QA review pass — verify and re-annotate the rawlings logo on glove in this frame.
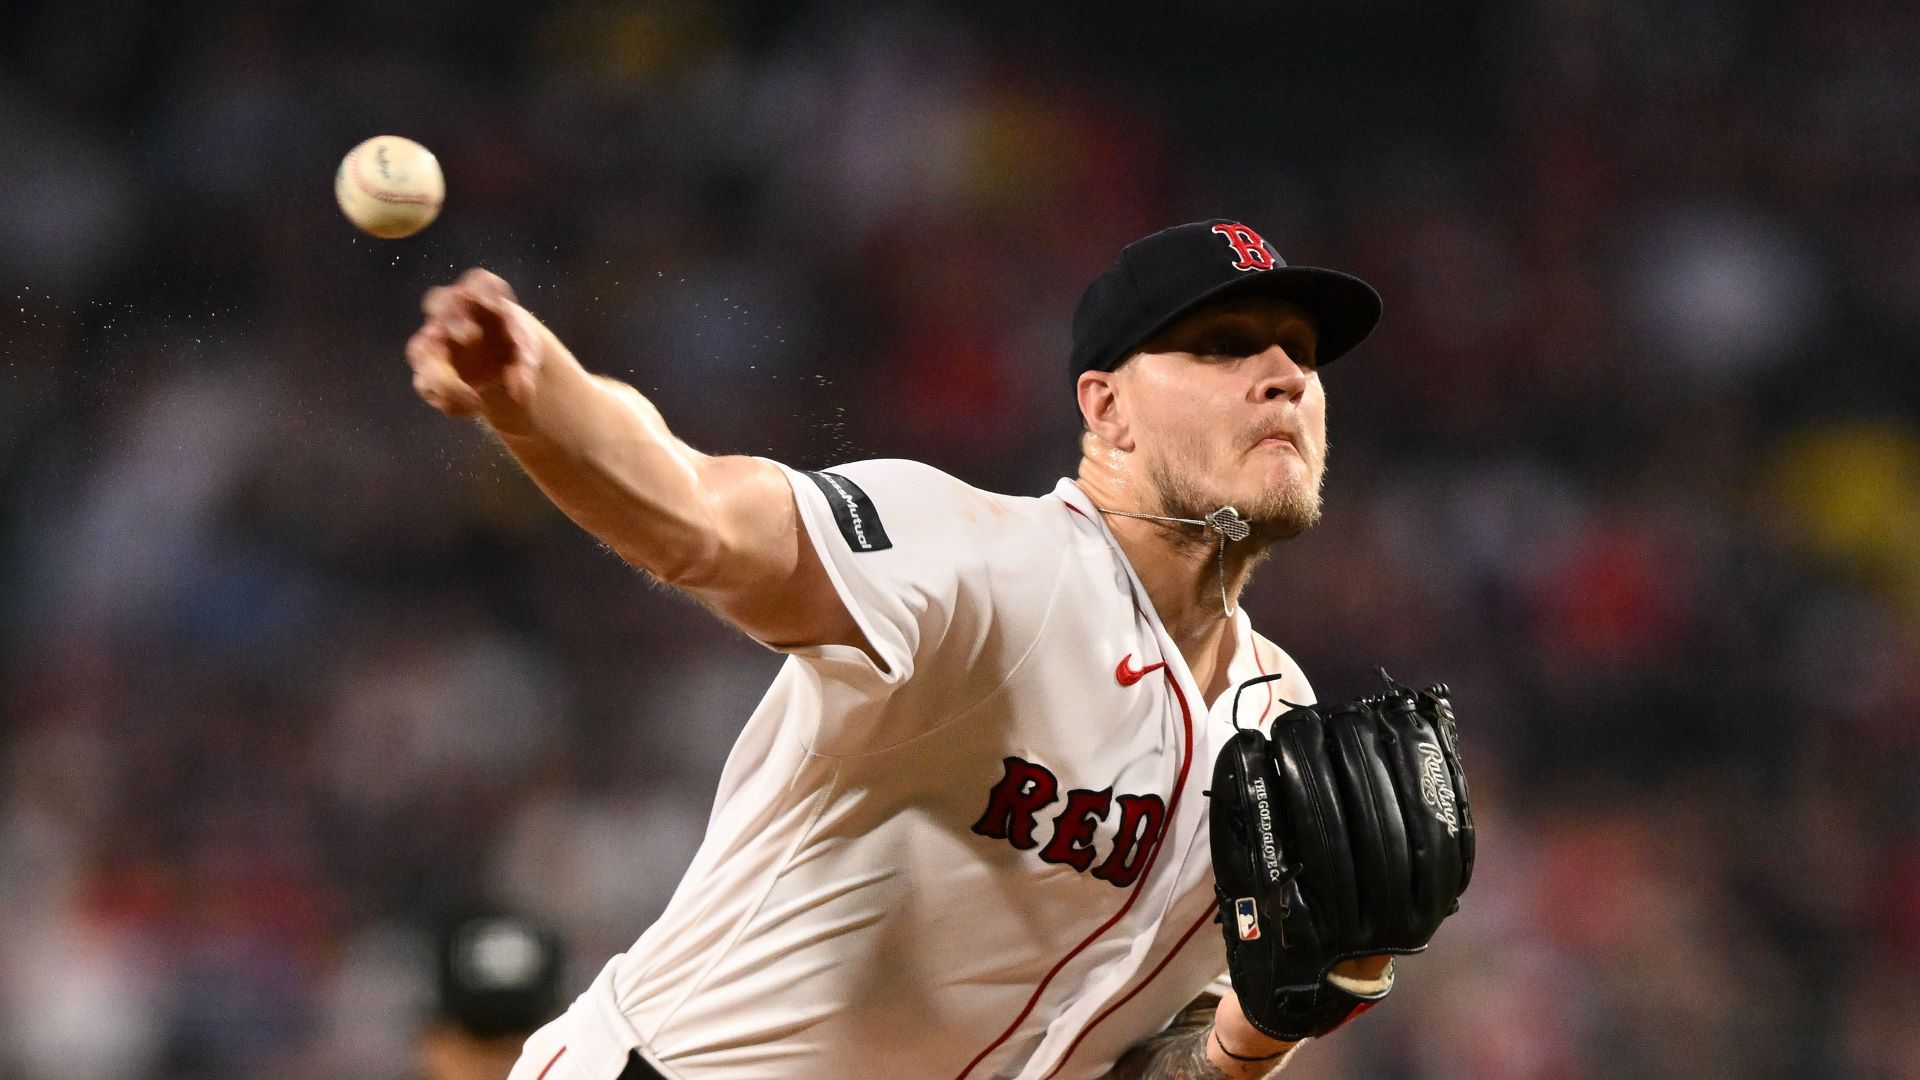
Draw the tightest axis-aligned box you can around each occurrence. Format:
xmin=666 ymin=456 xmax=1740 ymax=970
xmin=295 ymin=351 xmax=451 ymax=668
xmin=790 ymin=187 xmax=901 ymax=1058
xmin=1416 ymin=742 xmax=1460 ymax=836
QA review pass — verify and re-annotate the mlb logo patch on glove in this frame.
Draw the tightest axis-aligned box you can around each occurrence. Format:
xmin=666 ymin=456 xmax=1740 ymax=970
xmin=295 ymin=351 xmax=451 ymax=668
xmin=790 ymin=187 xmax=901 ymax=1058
xmin=1234 ymin=898 xmax=1261 ymax=941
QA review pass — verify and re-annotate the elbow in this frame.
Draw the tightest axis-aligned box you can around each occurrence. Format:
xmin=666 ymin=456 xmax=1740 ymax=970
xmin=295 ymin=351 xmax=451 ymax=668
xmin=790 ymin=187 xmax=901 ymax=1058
xmin=622 ymin=453 xmax=782 ymax=593
xmin=644 ymin=532 xmax=727 ymax=589
xmin=631 ymin=490 xmax=732 ymax=589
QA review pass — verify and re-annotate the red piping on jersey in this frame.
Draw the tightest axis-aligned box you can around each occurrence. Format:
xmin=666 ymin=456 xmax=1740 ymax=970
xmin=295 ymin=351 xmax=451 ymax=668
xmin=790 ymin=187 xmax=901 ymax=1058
xmin=951 ymin=506 xmax=1195 ymax=1080
xmin=1038 ymin=901 xmax=1220 ymax=1079
xmin=534 ymin=1047 xmax=567 ymax=1080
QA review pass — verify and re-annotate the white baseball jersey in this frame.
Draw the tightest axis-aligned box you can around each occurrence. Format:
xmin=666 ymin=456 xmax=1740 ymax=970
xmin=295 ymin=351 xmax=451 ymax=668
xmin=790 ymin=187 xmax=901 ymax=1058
xmin=510 ymin=459 xmax=1313 ymax=1080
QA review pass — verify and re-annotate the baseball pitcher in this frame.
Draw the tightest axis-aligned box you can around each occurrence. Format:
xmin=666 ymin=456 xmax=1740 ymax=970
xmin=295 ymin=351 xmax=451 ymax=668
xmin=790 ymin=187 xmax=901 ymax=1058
xmin=405 ymin=220 xmax=1473 ymax=1080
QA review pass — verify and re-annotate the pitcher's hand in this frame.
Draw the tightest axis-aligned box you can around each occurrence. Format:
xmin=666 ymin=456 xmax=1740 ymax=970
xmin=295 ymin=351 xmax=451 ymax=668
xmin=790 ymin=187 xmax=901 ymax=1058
xmin=406 ymin=268 xmax=554 ymax=428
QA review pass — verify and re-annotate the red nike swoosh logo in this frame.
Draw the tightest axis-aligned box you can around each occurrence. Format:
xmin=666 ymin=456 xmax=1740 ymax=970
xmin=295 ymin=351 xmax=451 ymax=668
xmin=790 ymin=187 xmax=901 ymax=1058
xmin=1115 ymin=654 xmax=1167 ymax=686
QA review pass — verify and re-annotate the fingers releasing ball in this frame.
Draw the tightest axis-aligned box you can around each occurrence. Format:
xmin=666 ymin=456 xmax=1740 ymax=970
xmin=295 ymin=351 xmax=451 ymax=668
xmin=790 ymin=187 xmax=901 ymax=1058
xmin=335 ymin=136 xmax=444 ymax=239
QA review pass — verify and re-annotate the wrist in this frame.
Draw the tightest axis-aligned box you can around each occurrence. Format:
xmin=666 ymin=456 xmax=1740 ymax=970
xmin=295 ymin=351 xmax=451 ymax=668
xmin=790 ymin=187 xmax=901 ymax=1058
xmin=478 ymin=384 xmax=535 ymax=437
xmin=1210 ymin=1024 xmax=1292 ymax=1063
xmin=1213 ymin=992 xmax=1296 ymax=1060
xmin=1208 ymin=1001 xmax=1297 ymax=1076
xmin=484 ymin=349 xmax=598 ymax=442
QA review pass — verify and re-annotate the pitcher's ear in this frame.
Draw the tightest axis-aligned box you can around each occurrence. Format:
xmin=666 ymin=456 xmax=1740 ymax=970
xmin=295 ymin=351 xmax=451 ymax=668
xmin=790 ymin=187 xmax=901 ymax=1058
xmin=1077 ymin=369 xmax=1134 ymax=453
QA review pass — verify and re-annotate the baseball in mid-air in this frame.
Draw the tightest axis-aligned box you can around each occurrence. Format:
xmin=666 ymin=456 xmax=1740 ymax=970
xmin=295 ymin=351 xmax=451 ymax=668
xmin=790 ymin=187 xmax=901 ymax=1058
xmin=335 ymin=135 xmax=444 ymax=239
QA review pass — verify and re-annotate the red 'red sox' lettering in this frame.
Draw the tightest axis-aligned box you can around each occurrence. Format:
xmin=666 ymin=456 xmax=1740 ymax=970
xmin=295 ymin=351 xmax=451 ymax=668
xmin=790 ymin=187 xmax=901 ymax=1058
xmin=972 ymin=757 xmax=1168 ymax=888
xmin=1091 ymin=792 xmax=1166 ymax=887
xmin=1040 ymin=787 xmax=1113 ymax=871
xmin=970 ymin=757 xmax=1060 ymax=849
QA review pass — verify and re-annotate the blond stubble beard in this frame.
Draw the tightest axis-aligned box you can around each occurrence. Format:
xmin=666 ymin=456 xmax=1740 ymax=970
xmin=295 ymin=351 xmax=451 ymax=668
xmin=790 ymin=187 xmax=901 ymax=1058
xmin=1145 ymin=434 xmax=1327 ymax=543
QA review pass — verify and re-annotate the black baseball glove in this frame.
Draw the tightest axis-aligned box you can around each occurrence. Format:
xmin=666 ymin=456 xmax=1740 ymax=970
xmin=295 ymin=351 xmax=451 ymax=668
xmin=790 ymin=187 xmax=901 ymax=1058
xmin=1209 ymin=672 xmax=1474 ymax=1041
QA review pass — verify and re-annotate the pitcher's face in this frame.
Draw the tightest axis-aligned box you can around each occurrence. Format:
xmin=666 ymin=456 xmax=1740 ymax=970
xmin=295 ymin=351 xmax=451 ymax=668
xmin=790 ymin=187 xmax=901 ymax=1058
xmin=1118 ymin=296 xmax=1328 ymax=540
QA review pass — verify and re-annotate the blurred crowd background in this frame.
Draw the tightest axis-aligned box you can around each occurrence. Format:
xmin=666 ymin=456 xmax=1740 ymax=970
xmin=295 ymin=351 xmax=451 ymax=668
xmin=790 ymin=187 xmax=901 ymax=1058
xmin=3 ymin=1 xmax=1918 ymax=1078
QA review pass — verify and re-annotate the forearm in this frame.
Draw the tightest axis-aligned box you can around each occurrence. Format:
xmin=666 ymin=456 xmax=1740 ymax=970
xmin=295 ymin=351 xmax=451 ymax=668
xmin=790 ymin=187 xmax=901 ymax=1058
xmin=1105 ymin=999 xmax=1296 ymax=1080
xmin=409 ymin=269 xmax=855 ymax=647
xmin=480 ymin=353 xmax=733 ymax=582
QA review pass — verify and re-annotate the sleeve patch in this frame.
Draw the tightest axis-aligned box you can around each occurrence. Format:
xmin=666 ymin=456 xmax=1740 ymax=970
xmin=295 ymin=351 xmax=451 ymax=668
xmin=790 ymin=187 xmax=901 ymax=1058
xmin=802 ymin=470 xmax=894 ymax=553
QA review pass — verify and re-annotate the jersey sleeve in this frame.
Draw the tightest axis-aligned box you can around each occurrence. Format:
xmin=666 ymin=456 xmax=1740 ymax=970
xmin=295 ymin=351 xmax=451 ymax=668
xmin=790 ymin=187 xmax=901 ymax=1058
xmin=770 ymin=458 xmax=1003 ymax=718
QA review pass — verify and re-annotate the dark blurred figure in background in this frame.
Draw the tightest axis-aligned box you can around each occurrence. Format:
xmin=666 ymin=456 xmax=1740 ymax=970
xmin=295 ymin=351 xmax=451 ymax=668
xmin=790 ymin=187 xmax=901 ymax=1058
xmin=423 ymin=914 xmax=565 ymax=1080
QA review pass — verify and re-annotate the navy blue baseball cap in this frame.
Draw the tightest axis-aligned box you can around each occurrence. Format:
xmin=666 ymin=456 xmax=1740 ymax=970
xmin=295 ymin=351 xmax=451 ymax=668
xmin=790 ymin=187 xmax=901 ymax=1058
xmin=1070 ymin=219 xmax=1382 ymax=377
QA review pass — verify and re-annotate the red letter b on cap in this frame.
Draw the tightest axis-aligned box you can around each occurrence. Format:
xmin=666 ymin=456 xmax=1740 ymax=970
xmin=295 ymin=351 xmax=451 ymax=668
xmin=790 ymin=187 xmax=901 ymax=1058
xmin=1211 ymin=223 xmax=1275 ymax=272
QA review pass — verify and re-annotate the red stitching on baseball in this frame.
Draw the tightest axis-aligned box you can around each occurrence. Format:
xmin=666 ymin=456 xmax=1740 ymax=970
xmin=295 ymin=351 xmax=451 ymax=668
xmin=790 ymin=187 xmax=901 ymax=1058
xmin=350 ymin=143 xmax=440 ymax=206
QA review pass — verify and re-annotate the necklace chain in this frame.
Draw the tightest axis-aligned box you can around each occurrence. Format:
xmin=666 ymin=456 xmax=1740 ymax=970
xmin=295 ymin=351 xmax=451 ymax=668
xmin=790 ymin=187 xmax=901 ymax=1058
xmin=1092 ymin=505 xmax=1251 ymax=617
